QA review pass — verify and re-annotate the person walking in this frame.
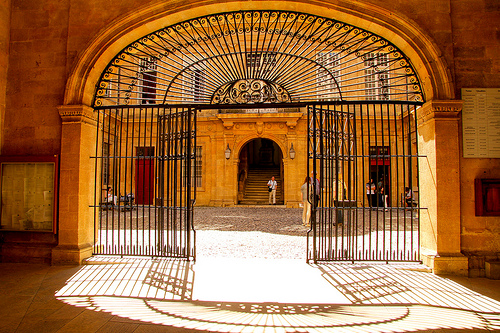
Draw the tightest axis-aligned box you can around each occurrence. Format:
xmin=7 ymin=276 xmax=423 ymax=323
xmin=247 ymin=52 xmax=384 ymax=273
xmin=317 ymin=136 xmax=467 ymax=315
xmin=300 ymin=176 xmax=313 ymax=227
xmin=267 ymin=176 xmax=278 ymax=205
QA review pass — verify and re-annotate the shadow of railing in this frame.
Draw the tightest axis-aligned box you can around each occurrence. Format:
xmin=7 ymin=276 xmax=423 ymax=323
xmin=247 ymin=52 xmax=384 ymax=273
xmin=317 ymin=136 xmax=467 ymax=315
xmin=54 ymin=258 xmax=500 ymax=332
xmin=316 ymin=262 xmax=500 ymax=312
xmin=56 ymin=256 xmax=194 ymax=301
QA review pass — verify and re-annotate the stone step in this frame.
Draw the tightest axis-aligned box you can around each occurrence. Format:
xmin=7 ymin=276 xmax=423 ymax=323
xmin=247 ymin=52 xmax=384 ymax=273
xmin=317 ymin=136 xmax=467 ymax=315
xmin=241 ymin=167 xmax=282 ymax=204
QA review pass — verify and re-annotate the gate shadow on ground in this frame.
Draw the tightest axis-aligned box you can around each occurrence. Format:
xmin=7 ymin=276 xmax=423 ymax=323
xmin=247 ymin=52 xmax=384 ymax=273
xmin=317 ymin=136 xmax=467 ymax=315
xmin=51 ymin=257 xmax=500 ymax=332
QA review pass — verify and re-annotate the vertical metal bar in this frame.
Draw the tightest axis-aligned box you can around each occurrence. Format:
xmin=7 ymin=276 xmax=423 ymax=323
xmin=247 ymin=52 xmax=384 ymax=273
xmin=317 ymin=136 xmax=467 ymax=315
xmin=166 ymin=108 xmax=172 ymax=256
xmin=93 ymin=108 xmax=101 ymax=255
xmin=192 ymin=108 xmax=197 ymax=260
xmin=318 ymin=105 xmax=325 ymax=260
xmin=406 ymin=103 xmax=414 ymax=261
xmin=401 ymin=104 xmax=407 ymax=260
xmin=117 ymin=105 xmax=124 ymax=254
xmin=111 ymin=106 xmax=119 ymax=254
xmin=349 ymin=104 xmax=357 ymax=261
xmin=312 ymin=105 xmax=318 ymax=262
xmin=414 ymin=105 xmax=421 ymax=261
xmin=123 ymin=107 xmax=130 ymax=254
xmin=392 ymin=103 xmax=401 ymax=260
xmin=148 ymin=107 xmax=155 ymax=256
xmin=358 ymin=103 xmax=365 ymax=260
xmin=306 ymin=105 xmax=312 ymax=262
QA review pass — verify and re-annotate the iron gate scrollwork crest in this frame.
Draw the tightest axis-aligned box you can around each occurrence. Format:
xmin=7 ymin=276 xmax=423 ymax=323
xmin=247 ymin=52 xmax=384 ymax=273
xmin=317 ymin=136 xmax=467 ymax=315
xmin=212 ymin=79 xmax=291 ymax=104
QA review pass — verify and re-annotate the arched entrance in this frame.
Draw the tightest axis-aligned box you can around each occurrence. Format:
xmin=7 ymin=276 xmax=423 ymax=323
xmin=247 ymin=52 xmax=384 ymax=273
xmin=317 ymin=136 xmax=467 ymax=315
xmin=89 ymin=9 xmax=425 ymax=261
xmin=238 ymin=138 xmax=284 ymax=205
xmin=52 ymin=3 xmax=470 ymax=268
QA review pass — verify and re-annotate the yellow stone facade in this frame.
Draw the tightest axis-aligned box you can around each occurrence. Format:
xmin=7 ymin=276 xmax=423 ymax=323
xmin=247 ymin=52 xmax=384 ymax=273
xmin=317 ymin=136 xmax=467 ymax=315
xmin=0 ymin=0 xmax=499 ymax=277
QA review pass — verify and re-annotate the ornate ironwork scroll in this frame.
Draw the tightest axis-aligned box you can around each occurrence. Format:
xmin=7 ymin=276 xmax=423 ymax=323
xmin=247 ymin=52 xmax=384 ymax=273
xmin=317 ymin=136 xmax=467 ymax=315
xmin=211 ymin=79 xmax=291 ymax=104
xmin=93 ymin=10 xmax=424 ymax=107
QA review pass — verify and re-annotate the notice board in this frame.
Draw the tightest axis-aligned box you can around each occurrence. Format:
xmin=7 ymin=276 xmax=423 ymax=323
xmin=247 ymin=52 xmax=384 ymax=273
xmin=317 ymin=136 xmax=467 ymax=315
xmin=462 ymin=88 xmax=500 ymax=158
xmin=0 ymin=156 xmax=58 ymax=232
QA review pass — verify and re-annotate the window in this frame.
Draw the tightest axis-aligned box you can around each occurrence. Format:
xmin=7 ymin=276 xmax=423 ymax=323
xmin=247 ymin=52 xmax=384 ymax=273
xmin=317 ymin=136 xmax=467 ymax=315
xmin=183 ymin=57 xmax=206 ymax=102
xmin=140 ymin=57 xmax=157 ymax=104
xmin=246 ymin=52 xmax=276 ymax=75
xmin=104 ymin=81 xmax=113 ymax=98
xmin=182 ymin=146 xmax=202 ymax=188
xmin=102 ymin=142 xmax=110 ymax=185
xmin=137 ymin=146 xmax=155 ymax=158
xmin=369 ymin=146 xmax=390 ymax=158
xmin=364 ymin=53 xmax=389 ymax=100
xmin=316 ymin=52 xmax=341 ymax=101
xmin=194 ymin=146 xmax=202 ymax=188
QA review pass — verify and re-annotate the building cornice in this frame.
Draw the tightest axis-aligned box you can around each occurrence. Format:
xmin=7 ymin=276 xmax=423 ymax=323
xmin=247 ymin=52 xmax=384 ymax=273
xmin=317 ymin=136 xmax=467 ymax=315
xmin=58 ymin=105 xmax=97 ymax=126
xmin=417 ymin=100 xmax=463 ymax=125
xmin=217 ymin=112 xmax=304 ymax=130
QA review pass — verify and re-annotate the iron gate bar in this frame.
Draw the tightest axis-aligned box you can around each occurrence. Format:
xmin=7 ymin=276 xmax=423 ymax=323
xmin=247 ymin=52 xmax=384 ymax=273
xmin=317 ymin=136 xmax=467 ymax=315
xmin=306 ymin=102 xmax=421 ymax=263
xmin=93 ymin=100 xmax=424 ymax=111
xmin=92 ymin=106 xmax=195 ymax=259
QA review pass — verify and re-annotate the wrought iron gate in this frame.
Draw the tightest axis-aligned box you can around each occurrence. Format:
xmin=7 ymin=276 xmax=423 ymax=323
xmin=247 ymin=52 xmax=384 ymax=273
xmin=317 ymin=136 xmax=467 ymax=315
xmin=90 ymin=9 xmax=427 ymax=262
xmin=307 ymin=101 xmax=421 ymax=262
xmin=93 ymin=106 xmax=196 ymax=259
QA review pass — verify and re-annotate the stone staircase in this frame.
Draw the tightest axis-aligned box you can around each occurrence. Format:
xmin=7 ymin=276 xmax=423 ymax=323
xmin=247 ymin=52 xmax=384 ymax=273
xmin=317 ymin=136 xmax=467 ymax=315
xmin=239 ymin=167 xmax=283 ymax=205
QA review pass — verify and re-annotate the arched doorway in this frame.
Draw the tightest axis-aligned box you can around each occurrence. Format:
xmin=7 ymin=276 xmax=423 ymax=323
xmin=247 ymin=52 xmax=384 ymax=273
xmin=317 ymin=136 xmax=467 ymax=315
xmin=238 ymin=138 xmax=284 ymax=205
xmin=85 ymin=9 xmax=426 ymax=262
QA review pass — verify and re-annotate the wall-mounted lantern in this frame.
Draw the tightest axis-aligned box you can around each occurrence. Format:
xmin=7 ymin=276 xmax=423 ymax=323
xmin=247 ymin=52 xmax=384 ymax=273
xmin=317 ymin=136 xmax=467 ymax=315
xmin=289 ymin=143 xmax=296 ymax=160
xmin=225 ymin=144 xmax=231 ymax=160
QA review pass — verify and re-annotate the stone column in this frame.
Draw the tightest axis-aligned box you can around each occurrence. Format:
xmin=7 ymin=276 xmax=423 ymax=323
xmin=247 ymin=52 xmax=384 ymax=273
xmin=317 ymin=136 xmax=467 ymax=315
xmin=418 ymin=100 xmax=468 ymax=275
xmin=52 ymin=105 xmax=97 ymax=264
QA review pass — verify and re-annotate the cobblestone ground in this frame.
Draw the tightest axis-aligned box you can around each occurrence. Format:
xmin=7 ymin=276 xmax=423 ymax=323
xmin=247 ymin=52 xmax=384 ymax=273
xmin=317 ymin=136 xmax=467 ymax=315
xmin=194 ymin=207 xmax=308 ymax=259
xmin=98 ymin=206 xmax=419 ymax=260
xmin=193 ymin=207 xmax=418 ymax=260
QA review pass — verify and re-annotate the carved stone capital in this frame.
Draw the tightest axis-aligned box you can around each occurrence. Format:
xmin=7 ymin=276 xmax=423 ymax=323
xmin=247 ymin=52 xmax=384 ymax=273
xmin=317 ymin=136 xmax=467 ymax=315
xmin=223 ymin=121 xmax=234 ymax=130
xmin=286 ymin=120 xmax=297 ymax=129
xmin=58 ymin=105 xmax=97 ymax=126
xmin=417 ymin=100 xmax=463 ymax=125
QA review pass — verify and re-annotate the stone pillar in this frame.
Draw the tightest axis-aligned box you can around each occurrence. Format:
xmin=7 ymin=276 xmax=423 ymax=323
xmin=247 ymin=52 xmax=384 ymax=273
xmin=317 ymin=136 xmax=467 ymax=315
xmin=52 ymin=105 xmax=96 ymax=264
xmin=418 ymin=100 xmax=468 ymax=275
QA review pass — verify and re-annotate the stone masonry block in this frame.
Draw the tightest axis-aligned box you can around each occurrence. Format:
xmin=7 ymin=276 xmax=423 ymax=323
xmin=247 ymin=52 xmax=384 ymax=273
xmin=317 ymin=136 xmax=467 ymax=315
xmin=485 ymin=261 xmax=500 ymax=280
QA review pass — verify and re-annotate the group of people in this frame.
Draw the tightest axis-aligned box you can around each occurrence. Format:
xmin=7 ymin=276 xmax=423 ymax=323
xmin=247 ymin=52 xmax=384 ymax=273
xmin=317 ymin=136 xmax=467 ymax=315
xmin=268 ymin=172 xmax=319 ymax=227
xmin=366 ymin=178 xmax=415 ymax=210
xmin=365 ymin=178 xmax=388 ymax=210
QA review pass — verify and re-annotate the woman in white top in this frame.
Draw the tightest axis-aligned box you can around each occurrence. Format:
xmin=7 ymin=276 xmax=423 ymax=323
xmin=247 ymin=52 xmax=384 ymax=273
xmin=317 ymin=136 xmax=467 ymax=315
xmin=300 ymin=176 xmax=313 ymax=227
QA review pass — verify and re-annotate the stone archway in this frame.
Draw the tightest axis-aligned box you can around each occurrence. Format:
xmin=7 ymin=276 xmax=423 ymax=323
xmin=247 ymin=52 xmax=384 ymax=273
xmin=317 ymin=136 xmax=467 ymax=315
xmin=55 ymin=1 xmax=466 ymax=274
xmin=238 ymin=138 xmax=284 ymax=205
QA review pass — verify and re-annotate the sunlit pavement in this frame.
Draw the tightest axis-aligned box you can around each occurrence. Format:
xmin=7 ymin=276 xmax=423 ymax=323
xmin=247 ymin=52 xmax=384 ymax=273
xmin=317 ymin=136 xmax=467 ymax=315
xmin=2 ymin=255 xmax=500 ymax=332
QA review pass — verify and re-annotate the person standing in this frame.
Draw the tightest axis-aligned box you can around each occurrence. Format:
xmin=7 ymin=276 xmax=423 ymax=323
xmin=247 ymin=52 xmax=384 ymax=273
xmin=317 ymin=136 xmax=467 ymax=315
xmin=310 ymin=171 xmax=320 ymax=207
xmin=404 ymin=187 xmax=414 ymax=210
xmin=300 ymin=176 xmax=312 ymax=227
xmin=105 ymin=187 xmax=117 ymax=210
xmin=267 ymin=176 xmax=277 ymax=205
xmin=365 ymin=179 xmax=376 ymax=208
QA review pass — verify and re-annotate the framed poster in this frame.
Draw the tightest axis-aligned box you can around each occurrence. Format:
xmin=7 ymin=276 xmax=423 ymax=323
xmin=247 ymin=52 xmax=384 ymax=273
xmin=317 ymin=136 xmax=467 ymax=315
xmin=462 ymin=88 xmax=500 ymax=158
xmin=0 ymin=155 xmax=58 ymax=233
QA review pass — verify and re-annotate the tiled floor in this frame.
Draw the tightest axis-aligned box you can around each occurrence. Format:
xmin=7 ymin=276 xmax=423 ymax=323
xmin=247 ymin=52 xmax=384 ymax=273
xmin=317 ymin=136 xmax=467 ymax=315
xmin=1 ymin=257 xmax=500 ymax=333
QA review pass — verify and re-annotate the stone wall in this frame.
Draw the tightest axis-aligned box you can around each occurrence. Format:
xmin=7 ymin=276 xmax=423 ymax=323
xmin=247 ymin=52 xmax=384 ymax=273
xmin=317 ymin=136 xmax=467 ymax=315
xmin=0 ymin=0 xmax=499 ymax=271
xmin=0 ymin=0 xmax=10 ymax=152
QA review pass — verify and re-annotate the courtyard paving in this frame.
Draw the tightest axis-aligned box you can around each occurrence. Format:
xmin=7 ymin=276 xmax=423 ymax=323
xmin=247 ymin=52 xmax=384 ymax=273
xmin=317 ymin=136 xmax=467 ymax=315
xmin=3 ymin=207 xmax=499 ymax=332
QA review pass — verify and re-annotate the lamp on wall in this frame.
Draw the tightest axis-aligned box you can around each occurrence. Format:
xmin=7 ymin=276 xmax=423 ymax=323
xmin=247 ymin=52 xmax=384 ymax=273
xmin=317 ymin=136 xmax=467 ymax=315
xmin=289 ymin=143 xmax=296 ymax=160
xmin=225 ymin=144 xmax=231 ymax=159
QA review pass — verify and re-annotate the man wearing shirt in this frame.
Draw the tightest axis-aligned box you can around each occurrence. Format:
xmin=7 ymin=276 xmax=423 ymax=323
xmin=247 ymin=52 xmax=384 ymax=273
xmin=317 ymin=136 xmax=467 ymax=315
xmin=267 ymin=176 xmax=277 ymax=205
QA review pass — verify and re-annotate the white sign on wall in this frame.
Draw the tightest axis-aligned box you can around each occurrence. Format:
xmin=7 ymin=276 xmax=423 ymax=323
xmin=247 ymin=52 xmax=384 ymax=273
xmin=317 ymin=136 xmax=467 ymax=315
xmin=461 ymin=88 xmax=500 ymax=158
